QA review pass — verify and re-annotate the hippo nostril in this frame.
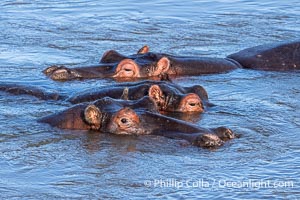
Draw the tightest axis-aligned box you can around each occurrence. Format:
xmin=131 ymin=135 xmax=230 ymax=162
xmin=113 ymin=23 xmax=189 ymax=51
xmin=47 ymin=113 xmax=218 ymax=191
xmin=189 ymin=103 xmax=196 ymax=106
xmin=121 ymin=118 xmax=128 ymax=124
xmin=226 ymin=130 xmax=234 ymax=139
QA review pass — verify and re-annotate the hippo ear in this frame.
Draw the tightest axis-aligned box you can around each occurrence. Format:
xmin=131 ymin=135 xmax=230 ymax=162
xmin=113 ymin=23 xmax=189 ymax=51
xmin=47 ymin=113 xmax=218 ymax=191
xmin=149 ymin=57 xmax=170 ymax=77
xmin=100 ymin=50 xmax=117 ymax=62
xmin=100 ymin=50 xmax=125 ymax=63
xmin=120 ymin=87 xmax=129 ymax=100
xmin=137 ymin=45 xmax=149 ymax=54
xmin=148 ymin=85 xmax=165 ymax=106
xmin=113 ymin=59 xmax=140 ymax=78
xmin=156 ymin=57 xmax=170 ymax=74
xmin=84 ymin=105 xmax=102 ymax=128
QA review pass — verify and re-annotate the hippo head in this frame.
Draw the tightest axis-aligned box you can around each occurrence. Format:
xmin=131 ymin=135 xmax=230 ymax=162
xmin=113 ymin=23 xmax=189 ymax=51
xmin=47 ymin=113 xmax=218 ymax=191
xmin=83 ymin=105 xmax=146 ymax=135
xmin=91 ymin=96 xmax=158 ymax=134
xmin=84 ymin=98 xmax=161 ymax=135
xmin=39 ymin=96 xmax=158 ymax=132
xmin=148 ymin=84 xmax=204 ymax=113
xmin=43 ymin=44 xmax=172 ymax=81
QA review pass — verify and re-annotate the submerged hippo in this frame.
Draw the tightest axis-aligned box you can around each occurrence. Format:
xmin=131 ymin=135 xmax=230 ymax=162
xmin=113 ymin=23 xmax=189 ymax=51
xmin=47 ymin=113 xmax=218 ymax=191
xmin=44 ymin=40 xmax=300 ymax=80
xmin=68 ymin=80 xmax=209 ymax=113
xmin=39 ymin=97 xmax=235 ymax=148
xmin=0 ymin=83 xmax=63 ymax=100
xmin=0 ymin=81 xmax=209 ymax=113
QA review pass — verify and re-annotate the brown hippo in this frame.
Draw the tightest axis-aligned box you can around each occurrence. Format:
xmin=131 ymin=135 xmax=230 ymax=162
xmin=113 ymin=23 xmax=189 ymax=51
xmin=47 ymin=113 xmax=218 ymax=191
xmin=0 ymin=81 xmax=209 ymax=114
xmin=38 ymin=97 xmax=235 ymax=148
xmin=44 ymin=40 xmax=300 ymax=81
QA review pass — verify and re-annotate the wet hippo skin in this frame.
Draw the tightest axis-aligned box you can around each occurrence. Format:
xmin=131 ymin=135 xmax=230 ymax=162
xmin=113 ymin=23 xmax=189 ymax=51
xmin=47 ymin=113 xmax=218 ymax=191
xmin=103 ymin=40 xmax=300 ymax=71
xmin=68 ymin=80 xmax=209 ymax=113
xmin=0 ymin=83 xmax=64 ymax=100
xmin=227 ymin=40 xmax=300 ymax=71
xmin=44 ymin=40 xmax=300 ymax=81
xmin=43 ymin=53 xmax=239 ymax=80
xmin=39 ymin=97 xmax=235 ymax=148
xmin=0 ymin=81 xmax=209 ymax=114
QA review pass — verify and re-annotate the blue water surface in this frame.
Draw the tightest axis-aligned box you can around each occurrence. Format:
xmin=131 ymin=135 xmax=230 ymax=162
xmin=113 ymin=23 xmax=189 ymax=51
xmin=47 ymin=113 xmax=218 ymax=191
xmin=0 ymin=0 xmax=299 ymax=199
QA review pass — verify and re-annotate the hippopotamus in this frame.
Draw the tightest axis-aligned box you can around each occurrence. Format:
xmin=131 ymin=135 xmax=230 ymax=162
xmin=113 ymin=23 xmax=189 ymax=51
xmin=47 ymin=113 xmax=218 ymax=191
xmin=39 ymin=96 xmax=235 ymax=148
xmin=43 ymin=40 xmax=300 ymax=81
xmin=0 ymin=81 xmax=209 ymax=114
xmin=68 ymin=80 xmax=209 ymax=113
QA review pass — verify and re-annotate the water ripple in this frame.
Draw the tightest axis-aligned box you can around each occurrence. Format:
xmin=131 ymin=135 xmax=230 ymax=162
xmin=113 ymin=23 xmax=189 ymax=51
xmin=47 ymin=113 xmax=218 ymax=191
xmin=0 ymin=0 xmax=300 ymax=199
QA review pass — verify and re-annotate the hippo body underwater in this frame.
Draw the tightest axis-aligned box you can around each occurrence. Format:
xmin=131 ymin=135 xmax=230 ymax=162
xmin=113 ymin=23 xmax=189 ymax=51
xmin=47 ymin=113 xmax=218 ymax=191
xmin=38 ymin=96 xmax=235 ymax=148
xmin=44 ymin=40 xmax=300 ymax=81
xmin=67 ymin=80 xmax=209 ymax=113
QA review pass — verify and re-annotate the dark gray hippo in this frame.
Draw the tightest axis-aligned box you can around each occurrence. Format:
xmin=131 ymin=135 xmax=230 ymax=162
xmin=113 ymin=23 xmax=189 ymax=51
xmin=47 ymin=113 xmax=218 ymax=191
xmin=67 ymin=80 xmax=210 ymax=113
xmin=44 ymin=40 xmax=300 ymax=80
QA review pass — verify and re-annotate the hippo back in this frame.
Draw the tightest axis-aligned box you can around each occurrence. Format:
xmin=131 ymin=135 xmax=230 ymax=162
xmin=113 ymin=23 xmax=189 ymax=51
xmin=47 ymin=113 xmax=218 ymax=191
xmin=227 ymin=40 xmax=300 ymax=71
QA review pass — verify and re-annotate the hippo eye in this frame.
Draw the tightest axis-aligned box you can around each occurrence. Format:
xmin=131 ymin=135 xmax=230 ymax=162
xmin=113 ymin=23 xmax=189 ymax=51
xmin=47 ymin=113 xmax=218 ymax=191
xmin=121 ymin=118 xmax=128 ymax=124
xmin=124 ymin=68 xmax=132 ymax=72
xmin=189 ymin=103 xmax=196 ymax=106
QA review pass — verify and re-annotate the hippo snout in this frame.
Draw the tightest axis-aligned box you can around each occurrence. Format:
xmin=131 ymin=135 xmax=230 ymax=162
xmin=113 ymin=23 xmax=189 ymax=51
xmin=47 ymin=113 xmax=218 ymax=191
xmin=43 ymin=65 xmax=82 ymax=80
xmin=213 ymin=127 xmax=235 ymax=141
xmin=193 ymin=134 xmax=224 ymax=148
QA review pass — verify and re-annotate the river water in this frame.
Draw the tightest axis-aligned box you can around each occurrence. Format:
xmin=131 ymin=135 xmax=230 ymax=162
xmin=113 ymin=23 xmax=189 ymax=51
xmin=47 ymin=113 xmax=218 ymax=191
xmin=0 ymin=0 xmax=299 ymax=199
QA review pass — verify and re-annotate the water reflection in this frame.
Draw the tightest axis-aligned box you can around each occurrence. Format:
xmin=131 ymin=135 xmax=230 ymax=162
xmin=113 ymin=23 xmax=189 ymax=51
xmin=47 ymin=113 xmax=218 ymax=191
xmin=80 ymin=131 xmax=142 ymax=154
xmin=162 ymin=111 xmax=203 ymax=123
